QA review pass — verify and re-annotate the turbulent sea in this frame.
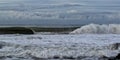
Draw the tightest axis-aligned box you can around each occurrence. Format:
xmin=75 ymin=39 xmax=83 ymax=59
xmin=1 ymin=34 xmax=120 ymax=60
xmin=1 ymin=29 xmax=120 ymax=60
xmin=0 ymin=0 xmax=120 ymax=60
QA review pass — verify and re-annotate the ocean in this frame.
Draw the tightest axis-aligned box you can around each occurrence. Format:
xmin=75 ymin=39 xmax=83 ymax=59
xmin=0 ymin=0 xmax=120 ymax=60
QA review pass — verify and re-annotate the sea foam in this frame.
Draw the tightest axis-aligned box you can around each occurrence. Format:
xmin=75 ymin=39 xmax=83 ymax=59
xmin=70 ymin=24 xmax=120 ymax=34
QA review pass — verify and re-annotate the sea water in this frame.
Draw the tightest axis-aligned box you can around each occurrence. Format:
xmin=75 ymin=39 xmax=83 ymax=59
xmin=0 ymin=0 xmax=120 ymax=60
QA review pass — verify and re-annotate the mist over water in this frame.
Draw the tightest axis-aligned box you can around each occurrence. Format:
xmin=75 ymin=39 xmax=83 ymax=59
xmin=71 ymin=24 xmax=120 ymax=34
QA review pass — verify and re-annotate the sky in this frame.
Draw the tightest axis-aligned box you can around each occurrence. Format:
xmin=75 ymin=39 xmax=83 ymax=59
xmin=0 ymin=0 xmax=120 ymax=27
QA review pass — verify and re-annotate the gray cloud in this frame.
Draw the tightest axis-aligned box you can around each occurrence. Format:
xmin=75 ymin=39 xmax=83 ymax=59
xmin=0 ymin=0 xmax=120 ymax=27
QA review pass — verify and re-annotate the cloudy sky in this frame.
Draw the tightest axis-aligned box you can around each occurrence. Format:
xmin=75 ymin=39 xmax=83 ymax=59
xmin=0 ymin=0 xmax=120 ymax=27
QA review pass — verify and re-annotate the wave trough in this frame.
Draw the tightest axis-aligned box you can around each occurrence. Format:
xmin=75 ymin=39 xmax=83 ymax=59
xmin=70 ymin=24 xmax=120 ymax=34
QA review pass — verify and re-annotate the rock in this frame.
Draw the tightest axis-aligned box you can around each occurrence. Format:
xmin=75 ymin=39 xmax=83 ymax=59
xmin=101 ymin=53 xmax=120 ymax=60
xmin=115 ymin=53 xmax=120 ymax=59
xmin=27 ymin=36 xmax=42 ymax=40
xmin=0 ymin=56 xmax=6 ymax=59
xmin=62 ymin=56 xmax=75 ymax=59
xmin=109 ymin=43 xmax=120 ymax=50
xmin=53 ymin=55 xmax=60 ymax=59
xmin=77 ymin=56 xmax=87 ymax=59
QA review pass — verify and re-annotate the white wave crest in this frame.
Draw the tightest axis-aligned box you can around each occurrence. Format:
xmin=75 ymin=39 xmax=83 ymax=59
xmin=70 ymin=24 xmax=120 ymax=34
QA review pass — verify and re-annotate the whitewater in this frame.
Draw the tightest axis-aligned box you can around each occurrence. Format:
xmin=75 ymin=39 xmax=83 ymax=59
xmin=0 ymin=34 xmax=120 ymax=60
xmin=71 ymin=24 xmax=120 ymax=34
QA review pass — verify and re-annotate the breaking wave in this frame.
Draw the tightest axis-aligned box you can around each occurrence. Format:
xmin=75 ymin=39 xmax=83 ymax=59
xmin=70 ymin=24 xmax=120 ymax=34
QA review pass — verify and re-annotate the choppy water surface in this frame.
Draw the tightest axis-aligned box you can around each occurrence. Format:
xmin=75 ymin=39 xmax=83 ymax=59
xmin=0 ymin=34 xmax=120 ymax=60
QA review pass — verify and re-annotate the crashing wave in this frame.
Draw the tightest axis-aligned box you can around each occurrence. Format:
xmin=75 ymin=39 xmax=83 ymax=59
xmin=70 ymin=24 xmax=120 ymax=34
